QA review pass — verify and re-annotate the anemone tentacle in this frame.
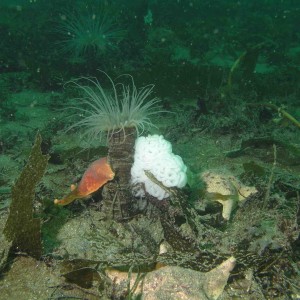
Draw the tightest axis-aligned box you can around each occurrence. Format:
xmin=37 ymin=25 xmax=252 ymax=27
xmin=67 ymin=71 xmax=164 ymax=143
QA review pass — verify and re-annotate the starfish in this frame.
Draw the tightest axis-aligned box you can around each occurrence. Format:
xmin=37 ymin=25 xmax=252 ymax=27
xmin=201 ymin=171 xmax=257 ymax=220
xmin=106 ymin=256 xmax=236 ymax=299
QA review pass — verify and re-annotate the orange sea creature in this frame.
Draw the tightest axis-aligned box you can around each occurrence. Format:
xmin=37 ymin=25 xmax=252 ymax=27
xmin=54 ymin=157 xmax=115 ymax=206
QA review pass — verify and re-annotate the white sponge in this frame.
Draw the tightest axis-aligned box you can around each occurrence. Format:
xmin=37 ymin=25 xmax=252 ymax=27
xmin=131 ymin=135 xmax=187 ymax=200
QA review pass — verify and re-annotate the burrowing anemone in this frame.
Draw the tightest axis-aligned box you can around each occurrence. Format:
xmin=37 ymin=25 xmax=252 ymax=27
xmin=67 ymin=71 xmax=164 ymax=220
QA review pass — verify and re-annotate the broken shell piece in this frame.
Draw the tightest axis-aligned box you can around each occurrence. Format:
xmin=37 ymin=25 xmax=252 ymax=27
xmin=159 ymin=241 xmax=172 ymax=255
xmin=201 ymin=171 xmax=257 ymax=220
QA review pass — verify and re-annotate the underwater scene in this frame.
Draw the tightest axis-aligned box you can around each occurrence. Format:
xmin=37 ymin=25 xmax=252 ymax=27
xmin=0 ymin=0 xmax=300 ymax=299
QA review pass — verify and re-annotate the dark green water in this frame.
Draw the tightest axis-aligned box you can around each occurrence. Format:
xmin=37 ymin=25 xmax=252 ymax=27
xmin=0 ymin=1 xmax=299 ymax=299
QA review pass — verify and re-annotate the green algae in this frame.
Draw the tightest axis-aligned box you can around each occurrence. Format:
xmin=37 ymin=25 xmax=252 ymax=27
xmin=3 ymin=133 xmax=50 ymax=259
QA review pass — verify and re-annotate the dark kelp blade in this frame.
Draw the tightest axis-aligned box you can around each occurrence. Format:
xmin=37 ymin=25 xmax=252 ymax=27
xmin=3 ymin=132 xmax=50 ymax=259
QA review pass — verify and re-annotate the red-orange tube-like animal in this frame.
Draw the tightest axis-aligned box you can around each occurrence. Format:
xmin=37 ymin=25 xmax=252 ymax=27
xmin=54 ymin=157 xmax=115 ymax=206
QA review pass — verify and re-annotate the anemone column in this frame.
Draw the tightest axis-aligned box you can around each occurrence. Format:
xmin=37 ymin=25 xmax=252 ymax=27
xmin=102 ymin=127 xmax=136 ymax=221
